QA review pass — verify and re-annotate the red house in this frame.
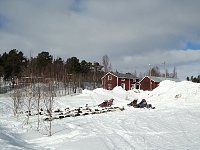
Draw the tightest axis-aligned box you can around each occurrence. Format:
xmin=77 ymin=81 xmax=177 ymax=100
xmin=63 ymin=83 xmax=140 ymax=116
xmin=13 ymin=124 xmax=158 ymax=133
xmin=140 ymin=76 xmax=179 ymax=91
xmin=101 ymin=72 xmax=139 ymax=91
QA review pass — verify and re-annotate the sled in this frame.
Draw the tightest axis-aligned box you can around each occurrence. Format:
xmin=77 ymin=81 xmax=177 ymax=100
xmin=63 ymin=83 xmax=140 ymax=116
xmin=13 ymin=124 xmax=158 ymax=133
xmin=127 ymin=100 xmax=138 ymax=107
xmin=127 ymin=99 xmax=155 ymax=109
xmin=98 ymin=99 xmax=114 ymax=107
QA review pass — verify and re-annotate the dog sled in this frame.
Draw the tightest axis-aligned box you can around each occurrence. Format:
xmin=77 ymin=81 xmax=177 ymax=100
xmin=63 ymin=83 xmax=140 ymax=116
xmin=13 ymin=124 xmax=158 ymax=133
xmin=128 ymin=99 xmax=155 ymax=109
xmin=98 ymin=98 xmax=114 ymax=107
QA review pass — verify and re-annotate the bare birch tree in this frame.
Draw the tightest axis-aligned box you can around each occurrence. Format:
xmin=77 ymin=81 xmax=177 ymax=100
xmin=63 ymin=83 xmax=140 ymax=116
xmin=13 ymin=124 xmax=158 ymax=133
xmin=11 ymin=88 xmax=23 ymax=116
xmin=43 ymin=82 xmax=55 ymax=136
xmin=36 ymin=83 xmax=41 ymax=130
xmin=102 ymin=55 xmax=109 ymax=73
xmin=23 ymin=85 xmax=35 ymax=124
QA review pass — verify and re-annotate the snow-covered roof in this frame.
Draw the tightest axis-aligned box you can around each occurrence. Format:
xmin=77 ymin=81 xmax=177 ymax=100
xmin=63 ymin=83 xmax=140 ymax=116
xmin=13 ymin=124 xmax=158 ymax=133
xmin=101 ymin=72 xmax=138 ymax=79
xmin=112 ymin=72 xmax=138 ymax=79
xmin=147 ymin=76 xmax=180 ymax=83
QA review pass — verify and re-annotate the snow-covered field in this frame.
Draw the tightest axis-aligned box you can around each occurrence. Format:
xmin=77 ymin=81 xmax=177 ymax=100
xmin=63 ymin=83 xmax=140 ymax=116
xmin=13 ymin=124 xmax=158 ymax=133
xmin=1 ymin=80 xmax=200 ymax=150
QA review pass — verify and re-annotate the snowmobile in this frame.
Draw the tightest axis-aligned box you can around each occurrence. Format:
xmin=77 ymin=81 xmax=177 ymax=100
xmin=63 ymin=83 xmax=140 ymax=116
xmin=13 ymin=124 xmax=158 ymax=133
xmin=98 ymin=98 xmax=114 ymax=107
xmin=127 ymin=99 xmax=138 ymax=107
xmin=128 ymin=99 xmax=155 ymax=109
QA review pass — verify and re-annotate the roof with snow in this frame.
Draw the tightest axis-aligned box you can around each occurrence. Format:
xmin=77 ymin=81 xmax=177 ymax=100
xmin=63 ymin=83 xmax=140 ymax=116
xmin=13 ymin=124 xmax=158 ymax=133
xmin=110 ymin=72 xmax=138 ymax=79
xmin=147 ymin=76 xmax=180 ymax=83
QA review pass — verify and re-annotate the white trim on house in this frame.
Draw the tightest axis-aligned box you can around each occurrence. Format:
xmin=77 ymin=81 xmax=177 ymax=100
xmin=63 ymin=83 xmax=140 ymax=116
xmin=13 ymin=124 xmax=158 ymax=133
xmin=101 ymin=72 xmax=118 ymax=80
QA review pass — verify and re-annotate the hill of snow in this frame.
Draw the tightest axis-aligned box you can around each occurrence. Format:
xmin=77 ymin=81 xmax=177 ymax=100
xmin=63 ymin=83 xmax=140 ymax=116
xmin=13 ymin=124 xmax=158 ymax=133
xmin=1 ymin=80 xmax=200 ymax=149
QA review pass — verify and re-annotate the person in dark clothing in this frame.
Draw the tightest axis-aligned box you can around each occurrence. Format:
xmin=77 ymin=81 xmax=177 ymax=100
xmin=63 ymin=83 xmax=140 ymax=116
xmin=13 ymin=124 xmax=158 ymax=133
xmin=138 ymin=99 xmax=147 ymax=108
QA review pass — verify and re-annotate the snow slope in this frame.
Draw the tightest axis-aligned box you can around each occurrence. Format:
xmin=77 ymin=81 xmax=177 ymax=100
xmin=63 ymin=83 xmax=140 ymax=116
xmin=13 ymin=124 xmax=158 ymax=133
xmin=1 ymin=80 xmax=200 ymax=150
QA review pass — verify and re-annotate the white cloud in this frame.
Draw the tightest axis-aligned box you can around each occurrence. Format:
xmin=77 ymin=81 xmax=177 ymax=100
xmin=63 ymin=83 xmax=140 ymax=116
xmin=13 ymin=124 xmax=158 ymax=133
xmin=0 ymin=0 xmax=200 ymax=80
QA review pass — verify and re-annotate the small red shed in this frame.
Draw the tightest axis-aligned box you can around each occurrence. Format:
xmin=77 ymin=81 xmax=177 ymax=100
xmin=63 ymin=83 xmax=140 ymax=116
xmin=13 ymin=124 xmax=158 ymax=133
xmin=140 ymin=76 xmax=179 ymax=91
xmin=101 ymin=72 xmax=139 ymax=91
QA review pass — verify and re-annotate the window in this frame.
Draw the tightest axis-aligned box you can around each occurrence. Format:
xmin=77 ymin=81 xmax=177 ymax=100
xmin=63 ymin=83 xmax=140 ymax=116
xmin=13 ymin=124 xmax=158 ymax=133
xmin=136 ymin=83 xmax=140 ymax=89
xmin=121 ymin=78 xmax=125 ymax=81
xmin=135 ymin=79 xmax=139 ymax=82
xmin=131 ymin=84 xmax=135 ymax=89
xmin=108 ymin=75 xmax=112 ymax=80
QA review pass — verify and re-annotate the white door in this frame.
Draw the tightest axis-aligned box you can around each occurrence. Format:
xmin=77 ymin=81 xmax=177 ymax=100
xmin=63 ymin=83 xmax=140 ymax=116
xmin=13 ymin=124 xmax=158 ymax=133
xmin=121 ymin=83 xmax=125 ymax=89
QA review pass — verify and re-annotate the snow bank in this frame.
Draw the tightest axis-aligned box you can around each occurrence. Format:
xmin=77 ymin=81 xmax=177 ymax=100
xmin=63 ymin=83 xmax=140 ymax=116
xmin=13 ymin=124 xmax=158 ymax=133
xmin=55 ymin=80 xmax=200 ymax=110
xmin=151 ymin=80 xmax=200 ymax=103
xmin=112 ymin=86 xmax=126 ymax=94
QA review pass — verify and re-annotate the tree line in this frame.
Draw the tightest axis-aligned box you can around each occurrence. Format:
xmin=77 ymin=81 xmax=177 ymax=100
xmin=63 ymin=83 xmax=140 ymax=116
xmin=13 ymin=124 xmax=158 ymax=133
xmin=0 ymin=49 xmax=104 ymax=90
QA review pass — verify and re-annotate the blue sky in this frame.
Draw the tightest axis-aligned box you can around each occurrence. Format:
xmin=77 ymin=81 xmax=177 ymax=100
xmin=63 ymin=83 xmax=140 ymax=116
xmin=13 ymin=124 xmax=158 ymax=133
xmin=0 ymin=0 xmax=200 ymax=80
xmin=185 ymin=41 xmax=200 ymax=50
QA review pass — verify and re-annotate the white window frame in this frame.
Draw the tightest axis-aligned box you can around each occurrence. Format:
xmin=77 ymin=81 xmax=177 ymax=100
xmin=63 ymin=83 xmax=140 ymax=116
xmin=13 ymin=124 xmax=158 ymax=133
xmin=108 ymin=75 xmax=112 ymax=80
xmin=131 ymin=84 xmax=135 ymax=89
xmin=121 ymin=78 xmax=125 ymax=81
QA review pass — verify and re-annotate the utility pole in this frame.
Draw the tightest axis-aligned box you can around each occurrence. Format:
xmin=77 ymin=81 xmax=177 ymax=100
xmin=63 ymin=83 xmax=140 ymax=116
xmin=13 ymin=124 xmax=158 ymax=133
xmin=163 ymin=61 xmax=166 ymax=79
xmin=149 ymin=64 xmax=152 ymax=91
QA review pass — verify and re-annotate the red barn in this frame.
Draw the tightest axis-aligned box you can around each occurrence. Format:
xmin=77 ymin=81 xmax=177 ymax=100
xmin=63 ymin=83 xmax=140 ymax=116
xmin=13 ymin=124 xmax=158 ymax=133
xmin=101 ymin=72 xmax=139 ymax=91
xmin=140 ymin=76 xmax=179 ymax=91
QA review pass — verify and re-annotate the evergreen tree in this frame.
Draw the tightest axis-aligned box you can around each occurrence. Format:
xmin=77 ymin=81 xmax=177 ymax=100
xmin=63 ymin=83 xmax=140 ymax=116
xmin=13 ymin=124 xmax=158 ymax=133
xmin=80 ymin=60 xmax=90 ymax=74
xmin=65 ymin=57 xmax=80 ymax=74
xmin=2 ymin=49 xmax=27 ymax=80
xmin=36 ymin=51 xmax=53 ymax=76
xmin=0 ymin=54 xmax=4 ymax=77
